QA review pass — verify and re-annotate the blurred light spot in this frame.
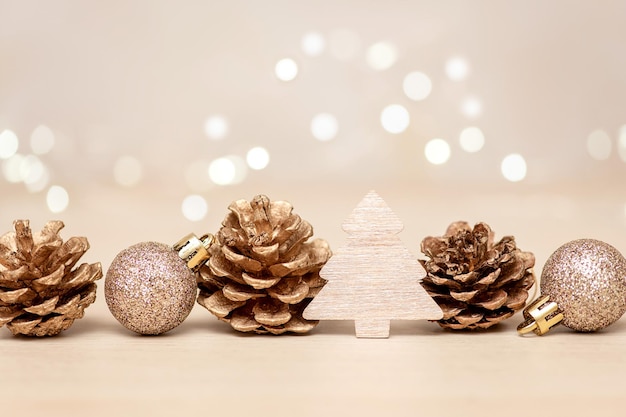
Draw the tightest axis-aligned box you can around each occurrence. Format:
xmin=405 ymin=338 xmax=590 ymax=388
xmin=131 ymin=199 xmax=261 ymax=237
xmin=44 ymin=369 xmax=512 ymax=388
xmin=501 ymin=154 xmax=527 ymax=182
xmin=246 ymin=146 xmax=270 ymax=170
xmin=366 ymin=41 xmax=398 ymax=71
xmin=329 ymin=29 xmax=360 ymax=61
xmin=47 ymin=185 xmax=69 ymax=213
xmin=30 ymin=125 xmax=55 ymax=155
xmin=208 ymin=155 xmax=247 ymax=185
xmin=204 ymin=115 xmax=229 ymax=140
xmin=2 ymin=154 xmax=24 ymax=183
xmin=619 ymin=125 xmax=626 ymax=162
xmin=228 ymin=155 xmax=248 ymax=184
xmin=445 ymin=57 xmax=469 ymax=81
xmin=403 ymin=71 xmax=432 ymax=101
xmin=20 ymin=154 xmax=46 ymax=188
xmin=185 ymin=160 xmax=212 ymax=192
xmin=311 ymin=113 xmax=339 ymax=141
xmin=301 ymin=32 xmax=325 ymax=56
xmin=0 ymin=129 xmax=19 ymax=159
xmin=461 ymin=97 xmax=482 ymax=119
xmin=275 ymin=58 xmax=298 ymax=81
xmin=113 ymin=155 xmax=143 ymax=187
xmin=459 ymin=127 xmax=485 ymax=153
xmin=587 ymin=129 xmax=612 ymax=160
xmin=208 ymin=157 xmax=235 ymax=185
xmin=424 ymin=138 xmax=451 ymax=165
xmin=381 ymin=104 xmax=410 ymax=134
xmin=181 ymin=195 xmax=208 ymax=222
xmin=25 ymin=167 xmax=50 ymax=193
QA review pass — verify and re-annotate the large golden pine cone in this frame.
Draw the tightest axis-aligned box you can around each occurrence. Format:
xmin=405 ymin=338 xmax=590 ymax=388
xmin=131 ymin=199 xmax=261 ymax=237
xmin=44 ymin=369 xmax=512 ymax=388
xmin=197 ymin=195 xmax=331 ymax=334
xmin=0 ymin=220 xmax=102 ymax=336
xmin=420 ymin=221 xmax=535 ymax=330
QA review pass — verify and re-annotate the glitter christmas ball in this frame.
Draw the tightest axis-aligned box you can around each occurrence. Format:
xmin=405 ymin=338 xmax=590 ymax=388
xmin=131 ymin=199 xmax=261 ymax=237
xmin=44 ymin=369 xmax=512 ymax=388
xmin=541 ymin=239 xmax=626 ymax=332
xmin=105 ymin=241 xmax=197 ymax=335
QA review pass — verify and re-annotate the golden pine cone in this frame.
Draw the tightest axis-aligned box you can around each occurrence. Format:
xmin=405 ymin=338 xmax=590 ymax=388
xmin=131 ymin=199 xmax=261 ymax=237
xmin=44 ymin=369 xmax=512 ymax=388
xmin=0 ymin=220 xmax=102 ymax=336
xmin=420 ymin=221 xmax=535 ymax=330
xmin=197 ymin=195 xmax=331 ymax=334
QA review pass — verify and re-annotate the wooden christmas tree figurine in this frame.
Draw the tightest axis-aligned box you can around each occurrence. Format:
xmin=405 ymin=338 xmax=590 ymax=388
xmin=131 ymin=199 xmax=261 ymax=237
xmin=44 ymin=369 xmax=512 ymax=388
xmin=304 ymin=190 xmax=443 ymax=338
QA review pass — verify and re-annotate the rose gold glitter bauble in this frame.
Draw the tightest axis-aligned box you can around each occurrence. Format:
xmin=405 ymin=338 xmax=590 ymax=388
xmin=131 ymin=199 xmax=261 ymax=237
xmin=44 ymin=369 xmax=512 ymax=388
xmin=105 ymin=242 xmax=197 ymax=335
xmin=541 ymin=239 xmax=626 ymax=332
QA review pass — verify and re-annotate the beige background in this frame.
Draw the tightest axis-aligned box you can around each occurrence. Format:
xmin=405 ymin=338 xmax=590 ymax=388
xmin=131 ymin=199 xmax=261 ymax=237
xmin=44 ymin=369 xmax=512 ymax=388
xmin=1 ymin=1 xmax=626 ymax=416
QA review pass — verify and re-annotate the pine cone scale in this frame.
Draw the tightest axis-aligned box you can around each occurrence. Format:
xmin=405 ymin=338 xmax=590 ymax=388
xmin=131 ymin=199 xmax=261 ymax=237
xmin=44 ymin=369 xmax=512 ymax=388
xmin=230 ymin=310 xmax=260 ymax=332
xmin=504 ymin=287 xmax=529 ymax=310
xmin=222 ymin=246 xmax=263 ymax=272
xmin=0 ymin=287 xmax=33 ymax=304
xmin=268 ymin=279 xmax=309 ymax=304
xmin=472 ymin=289 xmax=507 ymax=310
xmin=53 ymin=293 xmax=81 ymax=315
xmin=8 ymin=317 xmax=42 ymax=335
xmin=0 ymin=308 xmax=21 ymax=325
xmin=223 ymin=282 xmax=262 ymax=301
xmin=450 ymin=289 xmax=479 ymax=302
xmin=253 ymin=299 xmax=291 ymax=326
xmin=31 ymin=268 xmax=64 ymax=292
xmin=15 ymin=221 xmax=35 ymax=258
xmin=241 ymin=272 xmax=281 ymax=289
xmin=65 ymin=263 xmax=102 ymax=288
xmin=202 ymin=291 xmax=245 ymax=318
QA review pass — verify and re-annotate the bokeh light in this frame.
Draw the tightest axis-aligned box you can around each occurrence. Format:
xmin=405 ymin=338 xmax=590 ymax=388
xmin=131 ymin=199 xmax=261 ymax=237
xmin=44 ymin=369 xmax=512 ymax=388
xmin=366 ymin=41 xmax=398 ymax=71
xmin=47 ymin=185 xmax=69 ymax=213
xmin=24 ymin=168 xmax=50 ymax=193
xmin=113 ymin=155 xmax=143 ymax=187
xmin=208 ymin=157 xmax=235 ymax=185
xmin=301 ymin=32 xmax=325 ymax=56
xmin=208 ymin=155 xmax=247 ymax=185
xmin=424 ymin=138 xmax=451 ymax=165
xmin=445 ymin=57 xmax=469 ymax=81
xmin=461 ymin=97 xmax=482 ymax=118
xmin=329 ymin=29 xmax=360 ymax=61
xmin=30 ymin=125 xmax=55 ymax=155
xmin=311 ymin=113 xmax=339 ymax=141
xmin=380 ymin=104 xmax=410 ymax=134
xmin=181 ymin=194 xmax=208 ymax=222
xmin=2 ymin=154 xmax=24 ymax=183
xmin=459 ymin=127 xmax=485 ymax=153
xmin=204 ymin=115 xmax=229 ymax=140
xmin=246 ymin=146 xmax=270 ymax=170
xmin=586 ymin=129 xmax=612 ymax=160
xmin=403 ymin=71 xmax=432 ymax=101
xmin=2 ymin=152 xmax=49 ymax=191
xmin=501 ymin=153 xmax=527 ymax=182
xmin=0 ymin=129 xmax=19 ymax=159
xmin=275 ymin=58 xmax=298 ymax=81
xmin=20 ymin=154 xmax=48 ymax=192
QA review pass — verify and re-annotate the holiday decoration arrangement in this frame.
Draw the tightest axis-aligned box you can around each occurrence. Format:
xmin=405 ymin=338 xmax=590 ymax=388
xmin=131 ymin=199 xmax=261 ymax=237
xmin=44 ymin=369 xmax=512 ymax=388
xmin=1 ymin=191 xmax=626 ymax=339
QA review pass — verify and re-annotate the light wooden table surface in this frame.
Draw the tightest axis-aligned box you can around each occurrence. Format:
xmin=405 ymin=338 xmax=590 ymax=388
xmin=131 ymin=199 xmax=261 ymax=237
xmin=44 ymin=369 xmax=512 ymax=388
xmin=1 ymin=185 xmax=625 ymax=417
xmin=2 ymin=300 xmax=625 ymax=417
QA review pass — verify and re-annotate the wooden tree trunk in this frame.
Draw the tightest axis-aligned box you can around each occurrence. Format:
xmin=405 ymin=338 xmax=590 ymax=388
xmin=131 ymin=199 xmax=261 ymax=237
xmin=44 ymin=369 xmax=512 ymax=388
xmin=354 ymin=319 xmax=391 ymax=338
